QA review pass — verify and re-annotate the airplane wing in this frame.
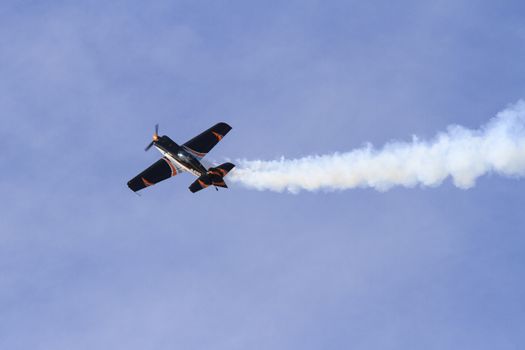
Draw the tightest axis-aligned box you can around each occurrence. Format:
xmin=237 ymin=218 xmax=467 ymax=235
xmin=127 ymin=157 xmax=183 ymax=192
xmin=182 ymin=122 xmax=232 ymax=159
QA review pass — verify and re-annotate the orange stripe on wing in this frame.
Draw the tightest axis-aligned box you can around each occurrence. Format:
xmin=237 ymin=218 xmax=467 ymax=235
xmin=212 ymin=131 xmax=223 ymax=141
xmin=184 ymin=146 xmax=206 ymax=158
xmin=163 ymin=157 xmax=177 ymax=176
xmin=142 ymin=177 xmax=154 ymax=187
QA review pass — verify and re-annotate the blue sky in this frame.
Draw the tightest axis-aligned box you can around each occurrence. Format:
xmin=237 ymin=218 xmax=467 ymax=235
xmin=1 ymin=1 xmax=525 ymax=349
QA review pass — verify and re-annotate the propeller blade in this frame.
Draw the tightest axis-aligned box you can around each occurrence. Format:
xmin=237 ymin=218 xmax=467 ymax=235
xmin=146 ymin=124 xmax=159 ymax=151
xmin=145 ymin=141 xmax=154 ymax=151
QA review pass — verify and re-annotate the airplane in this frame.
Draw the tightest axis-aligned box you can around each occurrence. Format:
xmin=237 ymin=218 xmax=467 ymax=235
xmin=127 ymin=122 xmax=235 ymax=193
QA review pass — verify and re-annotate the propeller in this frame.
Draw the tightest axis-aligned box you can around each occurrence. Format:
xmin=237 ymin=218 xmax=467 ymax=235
xmin=145 ymin=124 xmax=159 ymax=151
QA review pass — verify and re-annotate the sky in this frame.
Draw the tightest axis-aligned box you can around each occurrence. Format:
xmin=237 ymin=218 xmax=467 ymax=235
xmin=1 ymin=1 xmax=525 ymax=349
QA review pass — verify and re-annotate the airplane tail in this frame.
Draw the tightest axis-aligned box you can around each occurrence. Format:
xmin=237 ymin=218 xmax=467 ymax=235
xmin=189 ymin=162 xmax=235 ymax=193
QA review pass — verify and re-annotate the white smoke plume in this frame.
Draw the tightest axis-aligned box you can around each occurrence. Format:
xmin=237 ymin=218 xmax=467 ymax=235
xmin=229 ymin=100 xmax=525 ymax=193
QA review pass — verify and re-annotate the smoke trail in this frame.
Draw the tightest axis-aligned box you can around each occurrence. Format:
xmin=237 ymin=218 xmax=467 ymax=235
xmin=229 ymin=100 xmax=525 ymax=193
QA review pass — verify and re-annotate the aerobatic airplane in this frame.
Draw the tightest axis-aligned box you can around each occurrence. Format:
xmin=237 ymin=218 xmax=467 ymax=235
xmin=127 ymin=122 xmax=234 ymax=193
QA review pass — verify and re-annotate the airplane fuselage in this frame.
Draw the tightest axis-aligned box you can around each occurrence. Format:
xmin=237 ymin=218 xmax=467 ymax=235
xmin=152 ymin=135 xmax=207 ymax=177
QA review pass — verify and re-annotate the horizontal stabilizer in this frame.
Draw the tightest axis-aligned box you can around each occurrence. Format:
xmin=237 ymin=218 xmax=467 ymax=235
xmin=189 ymin=175 xmax=212 ymax=193
xmin=188 ymin=163 xmax=235 ymax=193
xmin=208 ymin=162 xmax=235 ymax=177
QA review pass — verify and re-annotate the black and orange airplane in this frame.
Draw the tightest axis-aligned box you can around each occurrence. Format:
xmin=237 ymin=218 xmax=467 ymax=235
xmin=127 ymin=123 xmax=234 ymax=193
